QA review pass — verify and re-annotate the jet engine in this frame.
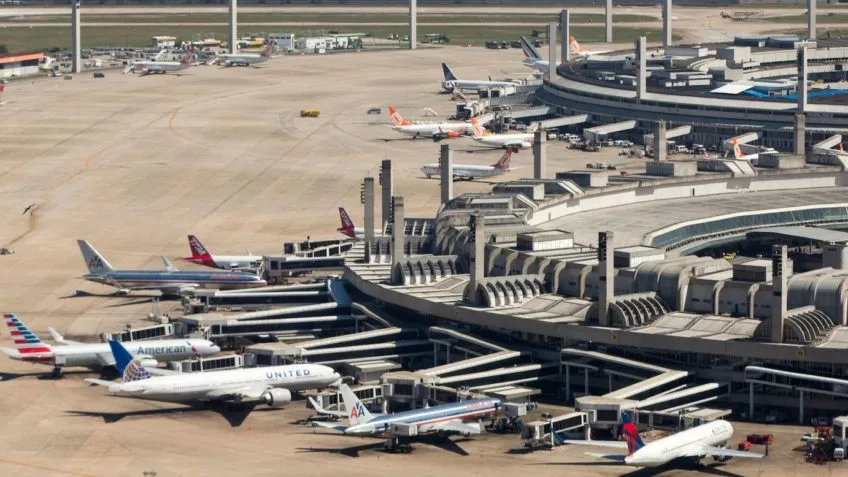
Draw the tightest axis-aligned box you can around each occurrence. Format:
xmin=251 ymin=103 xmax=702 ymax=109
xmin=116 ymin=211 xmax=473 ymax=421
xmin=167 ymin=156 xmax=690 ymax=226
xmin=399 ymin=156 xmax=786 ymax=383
xmin=712 ymin=444 xmax=732 ymax=462
xmin=262 ymin=388 xmax=292 ymax=408
xmin=136 ymin=356 xmax=159 ymax=368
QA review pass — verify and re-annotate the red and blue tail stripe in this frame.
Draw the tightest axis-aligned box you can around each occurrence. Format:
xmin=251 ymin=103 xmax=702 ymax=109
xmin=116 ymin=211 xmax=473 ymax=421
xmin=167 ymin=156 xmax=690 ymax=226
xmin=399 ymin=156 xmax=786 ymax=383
xmin=621 ymin=412 xmax=645 ymax=455
xmin=5 ymin=313 xmax=51 ymax=354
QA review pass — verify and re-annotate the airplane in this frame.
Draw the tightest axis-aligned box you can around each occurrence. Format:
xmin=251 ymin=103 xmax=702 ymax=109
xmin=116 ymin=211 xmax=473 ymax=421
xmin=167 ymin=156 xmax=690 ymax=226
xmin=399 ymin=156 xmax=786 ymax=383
xmin=441 ymin=63 xmax=520 ymax=92
xmin=563 ymin=413 xmax=764 ymax=468
xmin=211 ymin=41 xmax=274 ymax=67
xmin=185 ymin=235 xmax=263 ymax=271
xmin=77 ymin=239 xmax=267 ymax=295
xmin=520 ymin=36 xmax=558 ymax=73
xmin=421 ymin=149 xmax=513 ymax=181
xmin=1 ymin=313 xmax=219 ymax=376
xmin=312 ymin=383 xmax=501 ymax=452
xmin=389 ymin=106 xmax=470 ymax=141
xmin=337 ymin=207 xmax=383 ymax=239
xmin=729 ymin=139 xmax=776 ymax=161
xmin=86 ymin=340 xmax=341 ymax=407
xmin=568 ymin=36 xmax=612 ymax=58
xmin=124 ymin=50 xmax=195 ymax=76
xmin=470 ymin=117 xmax=535 ymax=150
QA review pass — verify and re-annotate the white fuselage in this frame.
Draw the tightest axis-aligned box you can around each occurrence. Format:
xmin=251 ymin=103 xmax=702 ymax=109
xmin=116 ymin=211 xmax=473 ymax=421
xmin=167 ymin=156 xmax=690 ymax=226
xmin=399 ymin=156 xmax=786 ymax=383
xmin=197 ymin=254 xmax=263 ymax=270
xmin=392 ymin=122 xmax=469 ymax=138
xmin=523 ymin=59 xmax=559 ymax=72
xmin=6 ymin=339 xmax=219 ymax=369
xmin=217 ymin=54 xmax=269 ymax=66
xmin=420 ymin=163 xmax=506 ymax=180
xmin=442 ymin=79 xmax=518 ymax=92
xmin=133 ymin=61 xmax=189 ymax=74
xmin=626 ymin=420 xmax=734 ymax=467
xmin=473 ymin=133 xmax=533 ymax=149
xmin=107 ymin=363 xmax=339 ymax=403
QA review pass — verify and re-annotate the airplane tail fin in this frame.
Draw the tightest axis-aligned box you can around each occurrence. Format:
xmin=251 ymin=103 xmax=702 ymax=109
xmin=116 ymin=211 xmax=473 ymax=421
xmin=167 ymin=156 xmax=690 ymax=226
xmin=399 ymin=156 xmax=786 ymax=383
xmin=161 ymin=256 xmax=178 ymax=272
xmin=180 ymin=49 xmax=195 ymax=64
xmin=520 ymin=36 xmax=543 ymax=60
xmin=261 ymin=40 xmax=274 ymax=58
xmin=388 ymin=106 xmax=411 ymax=127
xmin=569 ymin=36 xmax=583 ymax=55
xmin=470 ymin=117 xmax=487 ymax=137
xmin=339 ymin=383 xmax=373 ymax=425
xmin=337 ymin=208 xmax=356 ymax=237
xmin=77 ymin=240 xmax=115 ymax=274
xmin=4 ymin=313 xmax=52 ymax=353
xmin=187 ymin=235 xmax=213 ymax=260
xmin=442 ymin=63 xmax=458 ymax=81
xmin=731 ymin=139 xmax=745 ymax=160
xmin=109 ymin=340 xmax=153 ymax=382
xmin=492 ymin=149 xmax=513 ymax=170
xmin=621 ymin=412 xmax=646 ymax=454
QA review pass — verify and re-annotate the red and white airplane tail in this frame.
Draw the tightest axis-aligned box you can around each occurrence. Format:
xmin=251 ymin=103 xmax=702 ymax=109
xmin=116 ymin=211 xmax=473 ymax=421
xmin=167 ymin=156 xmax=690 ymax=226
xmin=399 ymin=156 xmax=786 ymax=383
xmin=2 ymin=314 xmax=53 ymax=363
xmin=260 ymin=41 xmax=274 ymax=58
xmin=470 ymin=117 xmax=489 ymax=137
xmin=180 ymin=49 xmax=196 ymax=65
xmin=492 ymin=149 xmax=513 ymax=170
xmin=186 ymin=235 xmax=214 ymax=266
xmin=569 ymin=36 xmax=587 ymax=55
xmin=338 ymin=207 xmax=356 ymax=238
xmin=0 ymin=84 xmax=5 ymax=95
xmin=388 ymin=106 xmax=412 ymax=127
xmin=731 ymin=139 xmax=746 ymax=160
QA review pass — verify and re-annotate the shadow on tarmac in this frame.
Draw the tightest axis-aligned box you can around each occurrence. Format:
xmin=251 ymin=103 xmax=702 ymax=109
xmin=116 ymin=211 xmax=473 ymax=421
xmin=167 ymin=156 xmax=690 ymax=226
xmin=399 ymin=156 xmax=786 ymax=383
xmin=66 ymin=402 xmax=275 ymax=428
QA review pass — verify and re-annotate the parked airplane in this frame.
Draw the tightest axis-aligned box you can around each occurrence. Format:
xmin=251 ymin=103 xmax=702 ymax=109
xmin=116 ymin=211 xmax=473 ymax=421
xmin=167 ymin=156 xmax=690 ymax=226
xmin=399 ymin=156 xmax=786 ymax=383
xmin=313 ymin=383 xmax=501 ymax=451
xmin=86 ymin=340 xmax=341 ymax=407
xmin=337 ymin=208 xmax=382 ymax=239
xmin=1 ymin=313 xmax=219 ymax=375
xmin=77 ymin=240 xmax=267 ymax=295
xmin=185 ymin=235 xmax=262 ymax=271
xmin=441 ymin=63 xmax=520 ymax=92
xmin=564 ymin=413 xmax=764 ymax=467
xmin=729 ymin=139 xmax=776 ymax=161
xmin=389 ymin=106 xmax=470 ymax=140
xmin=520 ymin=36 xmax=557 ymax=72
xmin=569 ymin=36 xmax=612 ymax=58
xmin=212 ymin=42 xmax=274 ymax=67
xmin=421 ymin=149 xmax=513 ymax=180
xmin=124 ymin=50 xmax=195 ymax=76
xmin=470 ymin=117 xmax=534 ymax=149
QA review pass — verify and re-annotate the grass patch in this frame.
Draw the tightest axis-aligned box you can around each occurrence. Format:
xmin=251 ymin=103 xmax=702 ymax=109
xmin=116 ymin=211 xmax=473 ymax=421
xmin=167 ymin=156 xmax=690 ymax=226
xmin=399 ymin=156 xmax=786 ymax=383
xmin=3 ymin=13 xmax=658 ymax=24
xmin=764 ymin=14 xmax=848 ymax=23
xmin=0 ymin=25 xmax=674 ymax=53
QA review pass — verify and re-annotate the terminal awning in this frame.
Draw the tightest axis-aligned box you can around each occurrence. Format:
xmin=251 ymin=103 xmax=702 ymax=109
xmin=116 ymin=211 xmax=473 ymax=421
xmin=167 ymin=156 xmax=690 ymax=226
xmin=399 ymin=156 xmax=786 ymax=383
xmin=710 ymin=82 xmax=756 ymax=95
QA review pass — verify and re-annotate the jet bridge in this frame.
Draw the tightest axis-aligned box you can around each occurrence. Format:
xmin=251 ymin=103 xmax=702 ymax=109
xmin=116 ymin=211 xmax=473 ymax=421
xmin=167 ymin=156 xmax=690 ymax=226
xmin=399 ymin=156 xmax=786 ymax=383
xmin=536 ymin=114 xmax=588 ymax=130
xmin=583 ymin=120 xmax=638 ymax=143
xmin=744 ymin=365 xmax=848 ymax=424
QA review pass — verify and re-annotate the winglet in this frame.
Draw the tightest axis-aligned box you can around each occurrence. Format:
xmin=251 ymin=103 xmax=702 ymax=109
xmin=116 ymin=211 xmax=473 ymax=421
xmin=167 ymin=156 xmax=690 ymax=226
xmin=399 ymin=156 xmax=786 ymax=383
xmin=161 ymin=256 xmax=178 ymax=272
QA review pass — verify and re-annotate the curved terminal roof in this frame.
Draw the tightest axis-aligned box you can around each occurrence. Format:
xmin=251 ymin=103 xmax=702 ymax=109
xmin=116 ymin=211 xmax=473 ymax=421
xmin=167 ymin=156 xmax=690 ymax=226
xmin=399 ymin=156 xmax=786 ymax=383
xmin=747 ymin=226 xmax=848 ymax=245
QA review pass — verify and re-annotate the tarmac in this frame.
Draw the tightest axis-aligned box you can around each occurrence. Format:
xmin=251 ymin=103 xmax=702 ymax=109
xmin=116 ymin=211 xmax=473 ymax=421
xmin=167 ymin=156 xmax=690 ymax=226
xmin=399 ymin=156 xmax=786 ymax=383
xmin=0 ymin=46 xmax=842 ymax=476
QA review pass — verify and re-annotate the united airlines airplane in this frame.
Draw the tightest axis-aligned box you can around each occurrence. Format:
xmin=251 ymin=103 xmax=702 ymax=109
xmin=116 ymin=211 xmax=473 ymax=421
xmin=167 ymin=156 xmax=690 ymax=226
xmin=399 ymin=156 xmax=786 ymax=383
xmin=1 ymin=313 xmax=219 ymax=376
xmin=313 ymin=383 xmax=501 ymax=452
xmin=77 ymin=239 xmax=267 ymax=295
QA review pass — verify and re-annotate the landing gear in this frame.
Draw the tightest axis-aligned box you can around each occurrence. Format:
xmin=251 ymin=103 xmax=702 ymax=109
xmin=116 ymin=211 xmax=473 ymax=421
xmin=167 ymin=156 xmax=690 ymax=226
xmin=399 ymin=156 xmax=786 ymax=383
xmin=384 ymin=436 xmax=413 ymax=453
xmin=50 ymin=366 xmax=63 ymax=379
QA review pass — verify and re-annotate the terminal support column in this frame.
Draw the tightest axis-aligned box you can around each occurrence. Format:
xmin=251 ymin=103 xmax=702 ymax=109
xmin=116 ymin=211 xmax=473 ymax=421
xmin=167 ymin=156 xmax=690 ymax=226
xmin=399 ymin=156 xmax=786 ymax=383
xmin=598 ymin=231 xmax=614 ymax=327
xmin=605 ymin=0 xmax=613 ymax=43
xmin=770 ymin=245 xmax=789 ymax=344
xmin=548 ymin=23 xmax=557 ymax=79
xmin=794 ymin=114 xmax=806 ymax=156
xmin=465 ymin=213 xmax=485 ymax=306
xmin=797 ymin=47 xmax=808 ymax=113
xmin=636 ymin=37 xmax=647 ymax=101
xmin=71 ymin=1 xmax=81 ymax=74
xmin=390 ymin=196 xmax=405 ymax=282
xmin=654 ymin=120 xmax=667 ymax=162
xmin=229 ymin=0 xmax=238 ymax=54
xmin=808 ymin=0 xmax=817 ymax=40
xmin=439 ymin=144 xmax=453 ymax=205
xmin=533 ymin=131 xmax=546 ymax=179
xmin=560 ymin=10 xmax=570 ymax=63
xmin=409 ymin=0 xmax=417 ymax=50
xmin=380 ymin=160 xmax=393 ymax=231
xmin=663 ymin=0 xmax=672 ymax=49
xmin=362 ymin=177 xmax=375 ymax=262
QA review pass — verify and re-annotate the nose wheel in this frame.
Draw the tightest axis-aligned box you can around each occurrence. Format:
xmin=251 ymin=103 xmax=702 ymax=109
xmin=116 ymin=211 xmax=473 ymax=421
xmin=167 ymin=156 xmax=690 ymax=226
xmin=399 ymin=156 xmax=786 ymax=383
xmin=384 ymin=436 xmax=413 ymax=453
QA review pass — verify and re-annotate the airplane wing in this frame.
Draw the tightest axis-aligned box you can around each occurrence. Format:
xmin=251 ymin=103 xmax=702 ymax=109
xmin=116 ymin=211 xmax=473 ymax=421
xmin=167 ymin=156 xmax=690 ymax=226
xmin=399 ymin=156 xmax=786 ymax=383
xmin=85 ymin=378 xmax=114 ymax=387
xmin=696 ymin=446 xmax=765 ymax=460
xmin=563 ymin=440 xmax=629 ymax=449
xmin=48 ymin=327 xmax=83 ymax=345
xmin=95 ymin=352 xmax=116 ymax=367
xmin=311 ymin=421 xmax=349 ymax=432
xmin=585 ymin=452 xmax=627 ymax=462
xmin=123 ymin=284 xmax=199 ymax=293
xmin=418 ymin=419 xmax=483 ymax=436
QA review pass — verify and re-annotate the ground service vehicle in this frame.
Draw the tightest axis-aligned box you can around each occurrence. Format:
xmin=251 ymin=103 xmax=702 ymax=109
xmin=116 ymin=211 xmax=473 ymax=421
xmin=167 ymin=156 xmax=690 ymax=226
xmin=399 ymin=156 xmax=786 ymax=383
xmin=300 ymin=108 xmax=320 ymax=118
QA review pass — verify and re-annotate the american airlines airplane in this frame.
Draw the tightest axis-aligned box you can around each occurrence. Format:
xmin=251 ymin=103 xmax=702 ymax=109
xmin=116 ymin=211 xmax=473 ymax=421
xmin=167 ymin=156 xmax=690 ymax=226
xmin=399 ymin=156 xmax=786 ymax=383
xmin=313 ymin=383 xmax=501 ymax=452
xmin=87 ymin=340 xmax=341 ymax=407
xmin=1 ymin=313 xmax=219 ymax=375
xmin=388 ymin=106 xmax=470 ymax=141
xmin=124 ymin=50 xmax=195 ymax=76
xmin=77 ymin=240 xmax=267 ymax=295
xmin=212 ymin=42 xmax=274 ymax=67
xmin=441 ymin=63 xmax=520 ymax=92
xmin=564 ymin=413 xmax=764 ymax=467
xmin=185 ymin=235 xmax=262 ymax=271
xmin=421 ymin=149 xmax=513 ymax=180
xmin=470 ymin=117 xmax=534 ymax=149
xmin=337 ymin=208 xmax=382 ymax=239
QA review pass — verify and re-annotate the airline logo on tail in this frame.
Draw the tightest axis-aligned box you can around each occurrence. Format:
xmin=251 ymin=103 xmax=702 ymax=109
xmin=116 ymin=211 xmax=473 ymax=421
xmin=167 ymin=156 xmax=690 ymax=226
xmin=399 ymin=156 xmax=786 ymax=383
xmin=188 ymin=235 xmax=211 ymax=259
xmin=388 ymin=106 xmax=412 ymax=127
xmin=261 ymin=41 xmax=274 ymax=58
xmin=470 ymin=117 xmax=488 ymax=137
xmin=621 ymin=413 xmax=646 ymax=455
xmin=493 ymin=149 xmax=513 ymax=170
xmin=338 ymin=207 xmax=356 ymax=237
xmin=569 ymin=36 xmax=587 ymax=55
xmin=442 ymin=63 xmax=458 ymax=82
xmin=109 ymin=340 xmax=153 ymax=382
xmin=731 ymin=139 xmax=746 ymax=160
xmin=339 ymin=383 xmax=374 ymax=426
xmin=4 ymin=314 xmax=52 ymax=360
xmin=520 ymin=37 xmax=543 ymax=60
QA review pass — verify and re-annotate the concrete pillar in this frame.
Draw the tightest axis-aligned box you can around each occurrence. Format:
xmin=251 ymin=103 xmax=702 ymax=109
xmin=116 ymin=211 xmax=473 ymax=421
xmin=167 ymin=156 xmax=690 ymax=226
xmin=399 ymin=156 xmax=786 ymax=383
xmin=749 ymin=382 xmax=754 ymax=419
xmin=598 ymin=231 xmax=614 ymax=327
xmin=363 ymin=177 xmax=375 ymax=262
xmin=560 ymin=9 xmax=571 ymax=63
xmin=770 ymin=245 xmax=789 ymax=344
xmin=794 ymin=113 xmax=806 ymax=156
xmin=799 ymin=390 xmax=805 ymax=425
xmin=439 ymin=144 xmax=453 ymax=205
xmin=391 ymin=196 xmax=405 ymax=274
xmin=533 ymin=131 xmax=547 ymax=179
xmin=228 ymin=0 xmax=238 ymax=54
xmin=380 ymin=160 xmax=393 ymax=230
xmin=409 ymin=0 xmax=417 ymax=50
xmin=548 ymin=23 xmax=558 ymax=79
xmin=637 ymin=37 xmax=647 ymax=100
xmin=605 ymin=0 xmax=613 ymax=43
xmin=797 ymin=47 xmax=808 ymax=113
xmin=808 ymin=0 xmax=817 ymax=40
xmin=71 ymin=1 xmax=81 ymax=74
xmin=663 ymin=0 xmax=672 ymax=49
xmin=654 ymin=120 xmax=667 ymax=161
xmin=466 ymin=213 xmax=485 ymax=306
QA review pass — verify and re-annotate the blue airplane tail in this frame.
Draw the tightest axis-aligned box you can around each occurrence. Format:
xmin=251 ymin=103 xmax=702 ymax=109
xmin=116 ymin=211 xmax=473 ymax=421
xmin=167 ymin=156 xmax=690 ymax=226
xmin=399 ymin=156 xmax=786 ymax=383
xmin=108 ymin=340 xmax=134 ymax=374
xmin=109 ymin=340 xmax=153 ymax=383
xmin=441 ymin=63 xmax=458 ymax=81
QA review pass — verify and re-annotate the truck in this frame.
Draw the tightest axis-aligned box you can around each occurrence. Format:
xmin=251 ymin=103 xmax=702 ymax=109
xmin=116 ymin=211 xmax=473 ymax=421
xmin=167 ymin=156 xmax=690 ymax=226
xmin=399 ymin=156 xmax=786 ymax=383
xmin=300 ymin=108 xmax=320 ymax=118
